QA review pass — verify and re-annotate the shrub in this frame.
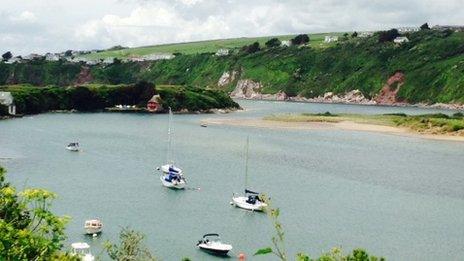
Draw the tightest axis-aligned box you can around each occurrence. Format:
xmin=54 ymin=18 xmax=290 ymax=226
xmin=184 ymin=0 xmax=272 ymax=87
xmin=265 ymin=38 xmax=282 ymax=48
xmin=291 ymin=34 xmax=310 ymax=45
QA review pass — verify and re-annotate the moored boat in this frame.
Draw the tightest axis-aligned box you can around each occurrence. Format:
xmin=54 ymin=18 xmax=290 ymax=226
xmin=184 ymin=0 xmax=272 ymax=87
xmin=66 ymin=142 xmax=80 ymax=152
xmin=84 ymin=219 xmax=102 ymax=235
xmin=71 ymin=242 xmax=95 ymax=261
xmin=196 ymin=234 xmax=233 ymax=256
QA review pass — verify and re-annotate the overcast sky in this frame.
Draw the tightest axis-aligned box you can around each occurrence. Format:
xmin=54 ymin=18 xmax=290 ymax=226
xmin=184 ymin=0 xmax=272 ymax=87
xmin=1 ymin=0 xmax=463 ymax=55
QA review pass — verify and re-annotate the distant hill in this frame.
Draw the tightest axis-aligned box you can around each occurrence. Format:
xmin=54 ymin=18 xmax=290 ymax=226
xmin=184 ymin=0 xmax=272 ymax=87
xmin=2 ymin=30 xmax=464 ymax=106
xmin=81 ymin=33 xmax=347 ymax=59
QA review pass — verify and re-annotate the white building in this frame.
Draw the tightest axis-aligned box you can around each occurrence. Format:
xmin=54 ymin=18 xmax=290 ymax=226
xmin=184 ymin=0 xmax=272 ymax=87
xmin=359 ymin=31 xmax=374 ymax=38
xmin=215 ymin=49 xmax=229 ymax=56
xmin=142 ymin=53 xmax=174 ymax=61
xmin=5 ymin=57 xmax=22 ymax=64
xmin=23 ymin=54 xmax=42 ymax=60
xmin=281 ymin=40 xmax=291 ymax=47
xmin=393 ymin=36 xmax=409 ymax=44
xmin=0 ymin=92 xmax=16 ymax=115
xmin=397 ymin=27 xmax=420 ymax=33
xmin=324 ymin=36 xmax=339 ymax=43
xmin=45 ymin=53 xmax=60 ymax=61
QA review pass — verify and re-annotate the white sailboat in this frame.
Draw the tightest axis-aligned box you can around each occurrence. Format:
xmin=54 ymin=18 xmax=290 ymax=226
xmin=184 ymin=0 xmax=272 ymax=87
xmin=157 ymin=108 xmax=186 ymax=189
xmin=231 ymin=137 xmax=268 ymax=211
xmin=71 ymin=242 xmax=95 ymax=261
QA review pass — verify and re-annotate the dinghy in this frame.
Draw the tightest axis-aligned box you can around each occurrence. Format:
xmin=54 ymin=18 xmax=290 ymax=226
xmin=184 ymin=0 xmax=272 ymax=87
xmin=196 ymin=234 xmax=233 ymax=256
xmin=71 ymin=242 xmax=95 ymax=261
xmin=66 ymin=142 xmax=80 ymax=152
xmin=84 ymin=219 xmax=102 ymax=235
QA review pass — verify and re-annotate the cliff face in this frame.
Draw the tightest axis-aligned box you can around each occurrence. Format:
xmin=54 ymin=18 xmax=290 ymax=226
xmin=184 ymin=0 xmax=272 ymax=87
xmin=375 ymin=72 xmax=405 ymax=104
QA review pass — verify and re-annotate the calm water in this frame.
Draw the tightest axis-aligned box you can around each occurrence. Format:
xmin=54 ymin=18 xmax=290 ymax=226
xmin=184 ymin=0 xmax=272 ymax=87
xmin=1 ymin=100 xmax=463 ymax=260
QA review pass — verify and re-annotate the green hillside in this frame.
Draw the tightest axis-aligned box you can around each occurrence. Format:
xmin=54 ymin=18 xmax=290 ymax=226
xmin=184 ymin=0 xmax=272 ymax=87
xmin=2 ymin=30 xmax=464 ymax=105
xmin=82 ymin=33 xmax=345 ymax=59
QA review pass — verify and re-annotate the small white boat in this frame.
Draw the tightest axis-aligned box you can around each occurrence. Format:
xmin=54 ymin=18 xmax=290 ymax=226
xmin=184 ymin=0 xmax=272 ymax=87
xmin=232 ymin=189 xmax=268 ymax=212
xmin=84 ymin=219 xmax=102 ymax=235
xmin=231 ymin=137 xmax=268 ymax=212
xmin=66 ymin=142 xmax=80 ymax=152
xmin=157 ymin=108 xmax=187 ymax=189
xmin=71 ymin=242 xmax=95 ymax=261
xmin=196 ymin=234 xmax=233 ymax=256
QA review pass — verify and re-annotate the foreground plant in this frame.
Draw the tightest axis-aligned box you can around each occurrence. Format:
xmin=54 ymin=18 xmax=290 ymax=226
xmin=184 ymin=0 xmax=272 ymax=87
xmin=0 ymin=166 xmax=74 ymax=260
xmin=255 ymin=195 xmax=385 ymax=261
xmin=105 ymin=227 xmax=157 ymax=261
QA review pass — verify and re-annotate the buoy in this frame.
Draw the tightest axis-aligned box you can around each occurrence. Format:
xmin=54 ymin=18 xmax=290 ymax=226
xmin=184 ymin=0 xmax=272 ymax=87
xmin=92 ymin=233 xmax=97 ymax=237
xmin=238 ymin=253 xmax=246 ymax=260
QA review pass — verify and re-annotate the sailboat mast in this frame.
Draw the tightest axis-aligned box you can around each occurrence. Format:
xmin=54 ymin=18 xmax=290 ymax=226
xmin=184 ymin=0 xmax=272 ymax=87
xmin=167 ymin=107 xmax=172 ymax=164
xmin=245 ymin=136 xmax=249 ymax=189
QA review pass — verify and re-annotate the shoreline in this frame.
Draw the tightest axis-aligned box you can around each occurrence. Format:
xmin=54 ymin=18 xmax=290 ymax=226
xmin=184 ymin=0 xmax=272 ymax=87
xmin=203 ymin=118 xmax=464 ymax=142
xmin=232 ymin=97 xmax=464 ymax=111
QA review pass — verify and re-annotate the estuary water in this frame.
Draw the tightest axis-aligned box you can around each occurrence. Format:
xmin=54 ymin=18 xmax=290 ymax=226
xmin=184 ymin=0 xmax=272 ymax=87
xmin=1 ymin=100 xmax=463 ymax=260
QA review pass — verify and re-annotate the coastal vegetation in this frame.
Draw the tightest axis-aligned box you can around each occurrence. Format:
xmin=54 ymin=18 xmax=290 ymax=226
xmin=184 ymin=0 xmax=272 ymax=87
xmin=0 ymin=83 xmax=239 ymax=115
xmin=1 ymin=30 xmax=463 ymax=105
xmin=264 ymin=112 xmax=464 ymax=135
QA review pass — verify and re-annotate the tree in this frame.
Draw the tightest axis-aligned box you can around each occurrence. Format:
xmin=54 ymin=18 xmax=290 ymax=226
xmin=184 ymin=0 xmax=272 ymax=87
xmin=291 ymin=34 xmax=310 ymax=45
xmin=420 ymin=23 xmax=430 ymax=30
xmin=70 ymin=86 xmax=104 ymax=111
xmin=0 ymin=166 xmax=73 ymax=260
xmin=265 ymin=38 xmax=281 ymax=48
xmin=242 ymin=42 xmax=260 ymax=54
xmin=133 ymin=81 xmax=156 ymax=107
xmin=2 ymin=51 xmax=12 ymax=61
xmin=378 ymin=29 xmax=400 ymax=43
xmin=351 ymin=31 xmax=358 ymax=38
xmin=105 ymin=227 xmax=157 ymax=261
xmin=64 ymin=50 xmax=73 ymax=57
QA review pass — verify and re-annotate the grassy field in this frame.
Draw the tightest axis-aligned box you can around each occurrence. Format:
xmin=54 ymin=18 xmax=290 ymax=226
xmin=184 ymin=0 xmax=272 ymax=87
xmin=81 ymin=32 xmax=346 ymax=59
xmin=264 ymin=112 xmax=464 ymax=134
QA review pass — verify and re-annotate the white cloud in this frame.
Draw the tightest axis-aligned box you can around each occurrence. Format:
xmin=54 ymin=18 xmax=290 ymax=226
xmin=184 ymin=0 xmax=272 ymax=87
xmin=1 ymin=0 xmax=464 ymax=55
xmin=10 ymin=11 xmax=37 ymax=23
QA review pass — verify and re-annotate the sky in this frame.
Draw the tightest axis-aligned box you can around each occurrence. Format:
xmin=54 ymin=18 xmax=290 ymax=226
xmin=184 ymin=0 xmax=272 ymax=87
xmin=1 ymin=0 xmax=463 ymax=55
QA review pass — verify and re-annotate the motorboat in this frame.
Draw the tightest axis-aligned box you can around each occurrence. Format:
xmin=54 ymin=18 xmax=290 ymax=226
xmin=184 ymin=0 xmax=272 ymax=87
xmin=66 ymin=142 xmax=79 ymax=152
xmin=157 ymin=108 xmax=187 ymax=189
xmin=84 ymin=219 xmax=102 ymax=235
xmin=232 ymin=189 xmax=268 ymax=212
xmin=71 ymin=242 xmax=95 ymax=261
xmin=196 ymin=234 xmax=233 ymax=256
xmin=231 ymin=137 xmax=268 ymax=212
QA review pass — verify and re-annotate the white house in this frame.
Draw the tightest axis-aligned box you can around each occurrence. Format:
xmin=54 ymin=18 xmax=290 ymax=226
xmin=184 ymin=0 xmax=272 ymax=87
xmin=394 ymin=36 xmax=409 ymax=44
xmin=5 ymin=57 xmax=22 ymax=64
xmin=215 ymin=49 xmax=229 ymax=56
xmin=0 ymin=92 xmax=16 ymax=115
xmin=397 ymin=27 xmax=420 ymax=33
xmin=45 ymin=53 xmax=60 ymax=61
xmin=281 ymin=40 xmax=291 ymax=47
xmin=324 ymin=36 xmax=339 ymax=43
xmin=142 ymin=53 xmax=174 ymax=61
xmin=359 ymin=31 xmax=374 ymax=38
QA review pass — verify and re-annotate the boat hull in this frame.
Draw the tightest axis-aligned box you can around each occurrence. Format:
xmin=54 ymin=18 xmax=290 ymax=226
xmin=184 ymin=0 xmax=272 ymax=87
xmin=66 ymin=146 xmax=79 ymax=152
xmin=198 ymin=246 xmax=231 ymax=256
xmin=84 ymin=227 xmax=102 ymax=235
xmin=232 ymin=196 xmax=267 ymax=211
xmin=160 ymin=176 xmax=186 ymax=189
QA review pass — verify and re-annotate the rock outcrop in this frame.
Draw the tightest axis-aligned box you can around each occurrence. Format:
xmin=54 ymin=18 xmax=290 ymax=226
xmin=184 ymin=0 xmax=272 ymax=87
xmin=375 ymin=71 xmax=405 ymax=104
xmin=218 ymin=71 xmax=238 ymax=87
xmin=75 ymin=66 xmax=93 ymax=85
xmin=230 ymin=79 xmax=263 ymax=99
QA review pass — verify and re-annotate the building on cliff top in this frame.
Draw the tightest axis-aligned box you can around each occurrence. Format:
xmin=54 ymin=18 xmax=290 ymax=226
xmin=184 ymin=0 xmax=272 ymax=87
xmin=393 ymin=36 xmax=409 ymax=44
xmin=147 ymin=95 xmax=163 ymax=112
xmin=324 ymin=36 xmax=339 ymax=43
xmin=0 ymin=92 xmax=16 ymax=115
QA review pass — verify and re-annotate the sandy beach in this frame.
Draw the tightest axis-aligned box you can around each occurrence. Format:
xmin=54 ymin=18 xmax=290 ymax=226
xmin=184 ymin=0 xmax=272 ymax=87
xmin=203 ymin=118 xmax=464 ymax=142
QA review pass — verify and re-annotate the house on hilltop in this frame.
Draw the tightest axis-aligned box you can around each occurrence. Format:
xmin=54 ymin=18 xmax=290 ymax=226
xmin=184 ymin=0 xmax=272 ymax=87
xmin=281 ymin=40 xmax=291 ymax=47
xmin=324 ymin=36 xmax=338 ymax=43
xmin=398 ymin=27 xmax=420 ymax=33
xmin=215 ymin=49 xmax=229 ymax=56
xmin=0 ymin=92 xmax=16 ymax=115
xmin=147 ymin=95 xmax=163 ymax=112
xmin=393 ymin=36 xmax=409 ymax=44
